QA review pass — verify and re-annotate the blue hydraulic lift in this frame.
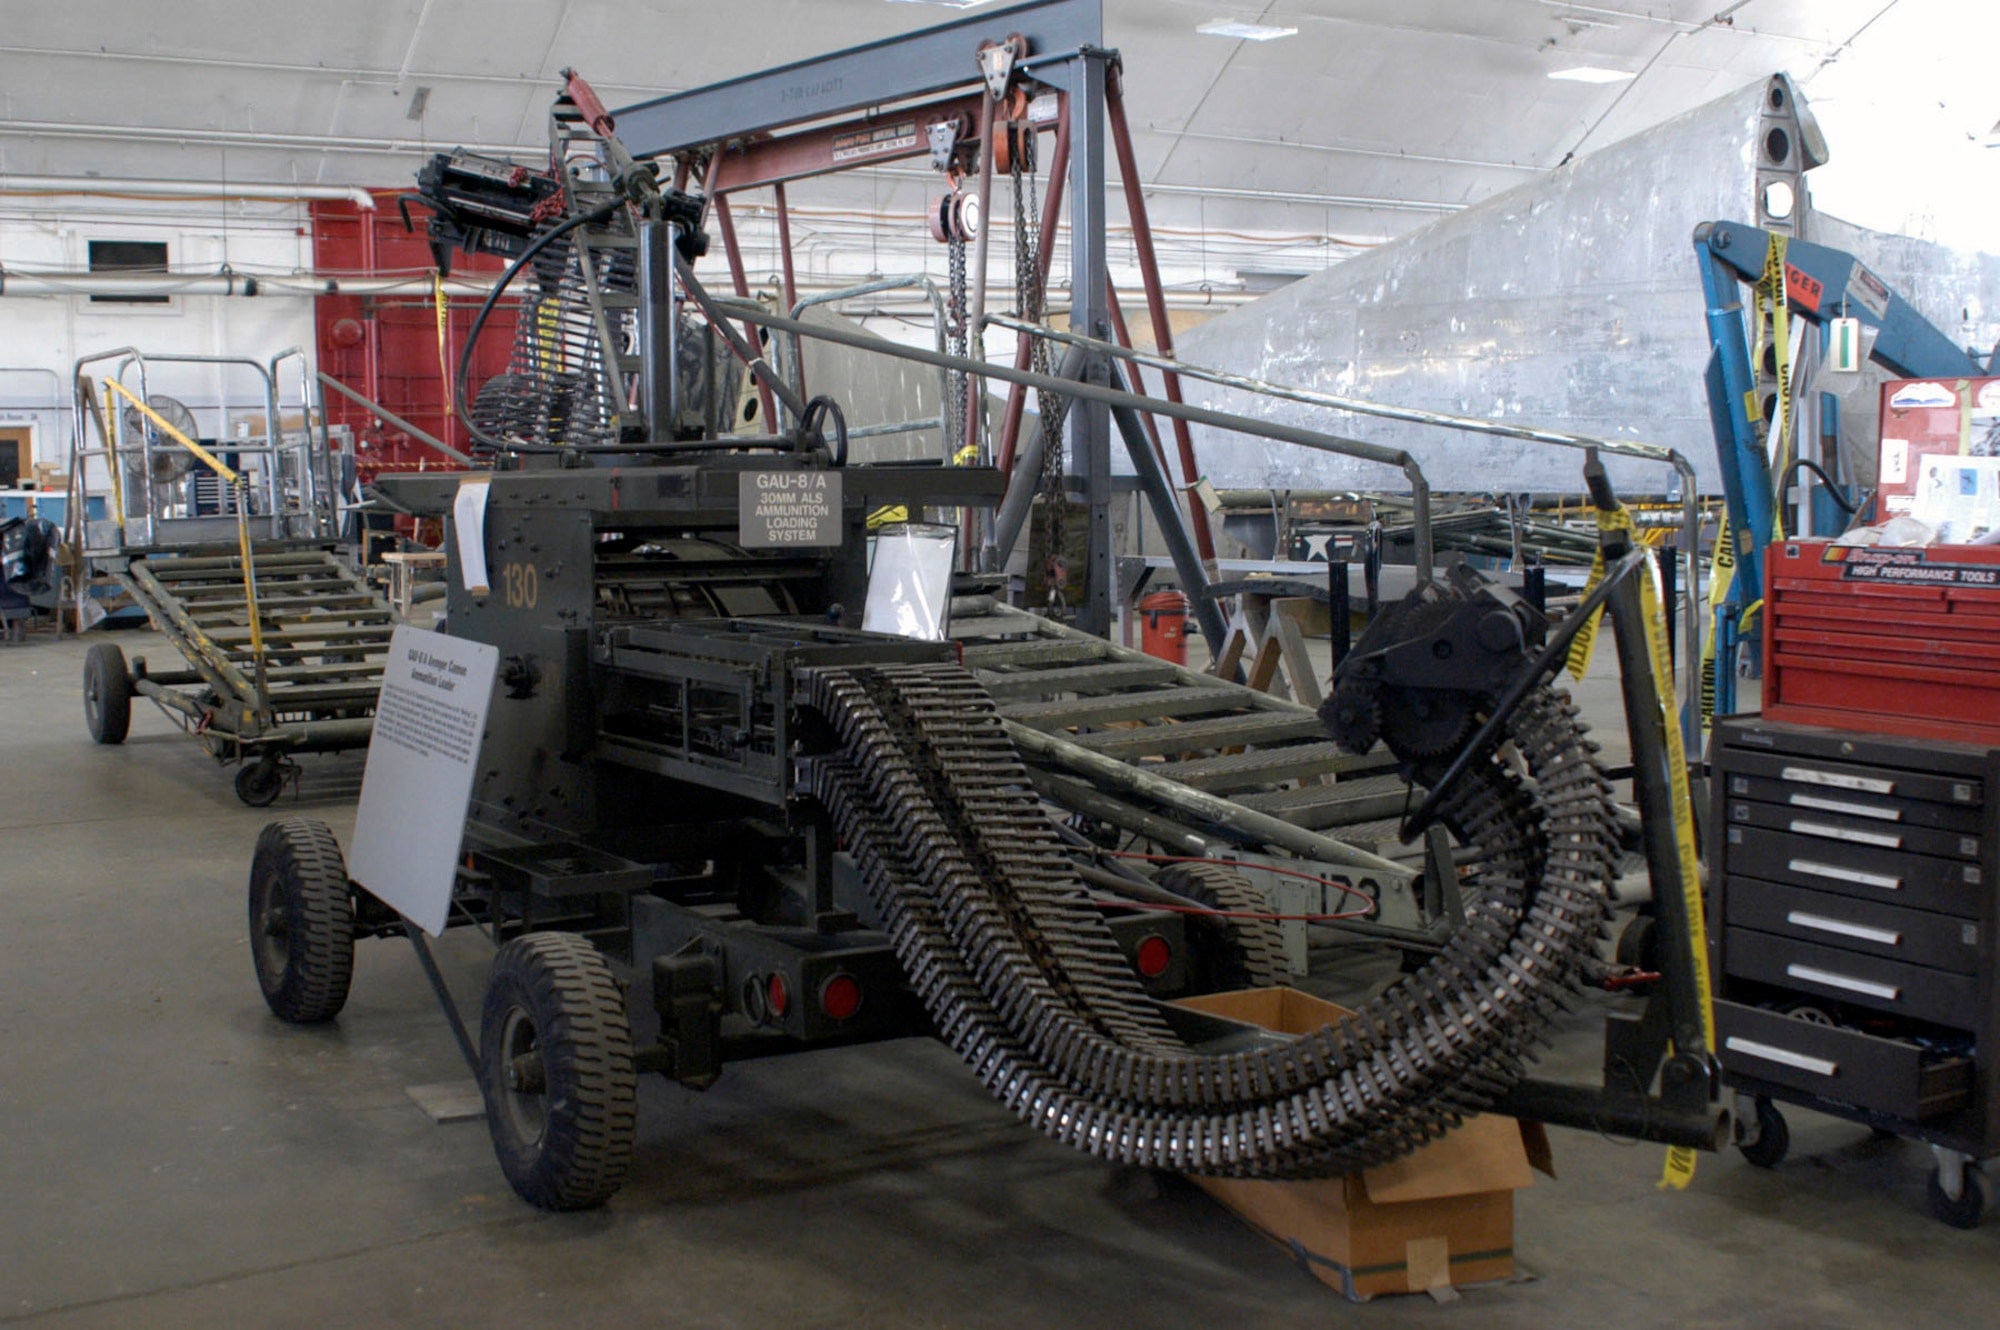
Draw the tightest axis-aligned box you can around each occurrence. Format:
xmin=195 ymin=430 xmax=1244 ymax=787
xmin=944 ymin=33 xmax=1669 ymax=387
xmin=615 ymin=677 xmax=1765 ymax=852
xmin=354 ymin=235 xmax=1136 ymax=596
xmin=1692 ymin=219 xmax=1998 ymax=716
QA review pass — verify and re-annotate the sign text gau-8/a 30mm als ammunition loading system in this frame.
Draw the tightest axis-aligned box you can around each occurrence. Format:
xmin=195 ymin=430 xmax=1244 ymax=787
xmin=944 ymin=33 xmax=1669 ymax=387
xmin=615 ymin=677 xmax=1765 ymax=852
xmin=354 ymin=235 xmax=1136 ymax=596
xmin=243 ymin=48 xmax=1720 ymax=1211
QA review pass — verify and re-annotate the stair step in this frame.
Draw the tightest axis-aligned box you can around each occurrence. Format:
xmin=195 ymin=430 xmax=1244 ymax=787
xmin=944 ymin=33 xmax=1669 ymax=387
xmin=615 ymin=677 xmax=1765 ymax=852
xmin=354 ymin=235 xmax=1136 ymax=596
xmin=1001 ymin=687 xmax=1246 ymax=729
xmin=975 ymin=660 xmax=1178 ymax=701
xmin=1074 ymin=711 xmax=1330 ymax=758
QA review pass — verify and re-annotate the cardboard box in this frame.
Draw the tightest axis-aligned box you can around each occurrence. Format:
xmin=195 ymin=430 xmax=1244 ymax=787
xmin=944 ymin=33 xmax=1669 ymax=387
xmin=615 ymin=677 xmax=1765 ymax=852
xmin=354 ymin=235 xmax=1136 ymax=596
xmin=1178 ymin=988 xmax=1550 ymax=1302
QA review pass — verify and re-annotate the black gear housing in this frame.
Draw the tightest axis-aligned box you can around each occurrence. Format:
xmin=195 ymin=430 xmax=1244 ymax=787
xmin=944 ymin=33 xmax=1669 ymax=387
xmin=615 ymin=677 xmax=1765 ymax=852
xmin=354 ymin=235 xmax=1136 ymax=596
xmin=1322 ymin=560 xmax=1548 ymax=771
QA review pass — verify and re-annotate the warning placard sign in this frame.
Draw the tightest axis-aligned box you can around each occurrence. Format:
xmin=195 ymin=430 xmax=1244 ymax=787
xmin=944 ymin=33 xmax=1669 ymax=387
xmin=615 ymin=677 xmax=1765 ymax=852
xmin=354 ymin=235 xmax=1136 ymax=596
xmin=739 ymin=469 xmax=843 ymax=548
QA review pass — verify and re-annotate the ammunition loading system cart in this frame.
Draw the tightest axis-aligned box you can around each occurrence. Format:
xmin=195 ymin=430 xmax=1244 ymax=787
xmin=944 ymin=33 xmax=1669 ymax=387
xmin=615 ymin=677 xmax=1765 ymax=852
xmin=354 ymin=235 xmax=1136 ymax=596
xmin=245 ymin=16 xmax=1723 ymax=1213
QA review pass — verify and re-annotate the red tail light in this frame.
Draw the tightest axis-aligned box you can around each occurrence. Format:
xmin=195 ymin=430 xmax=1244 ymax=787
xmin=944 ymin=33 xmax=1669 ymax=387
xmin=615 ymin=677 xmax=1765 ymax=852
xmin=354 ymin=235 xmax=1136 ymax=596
xmin=1135 ymin=934 xmax=1172 ymax=979
xmin=819 ymin=972 xmax=863 ymax=1021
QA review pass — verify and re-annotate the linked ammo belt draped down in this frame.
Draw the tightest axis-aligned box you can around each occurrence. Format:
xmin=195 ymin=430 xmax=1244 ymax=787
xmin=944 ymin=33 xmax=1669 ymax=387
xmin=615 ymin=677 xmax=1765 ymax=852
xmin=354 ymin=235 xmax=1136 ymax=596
xmin=800 ymin=661 xmax=1615 ymax=1177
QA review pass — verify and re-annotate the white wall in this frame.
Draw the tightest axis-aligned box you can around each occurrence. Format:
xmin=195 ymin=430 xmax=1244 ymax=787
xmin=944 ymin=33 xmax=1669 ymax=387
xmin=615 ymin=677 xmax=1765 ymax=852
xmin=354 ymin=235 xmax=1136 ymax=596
xmin=0 ymin=196 xmax=319 ymax=471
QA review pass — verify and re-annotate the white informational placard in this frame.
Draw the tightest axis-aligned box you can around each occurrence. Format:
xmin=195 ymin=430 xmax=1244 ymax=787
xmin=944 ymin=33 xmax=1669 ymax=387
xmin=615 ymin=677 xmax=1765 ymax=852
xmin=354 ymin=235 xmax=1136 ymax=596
xmin=453 ymin=477 xmax=493 ymax=595
xmin=863 ymin=522 xmax=957 ymax=641
xmin=347 ymin=625 xmax=499 ymax=937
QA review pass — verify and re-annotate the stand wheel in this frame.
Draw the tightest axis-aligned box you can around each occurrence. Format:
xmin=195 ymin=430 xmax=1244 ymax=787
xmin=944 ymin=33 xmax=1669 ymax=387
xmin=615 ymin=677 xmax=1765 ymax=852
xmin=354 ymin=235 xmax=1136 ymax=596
xmin=480 ymin=933 xmax=638 ymax=1211
xmin=235 ymin=756 xmax=287 ymax=807
xmin=83 ymin=642 xmax=132 ymax=744
xmin=248 ymin=818 xmax=356 ymax=1024
xmin=1928 ymin=1160 xmax=1987 ymax=1229
xmin=1738 ymin=1097 xmax=1790 ymax=1169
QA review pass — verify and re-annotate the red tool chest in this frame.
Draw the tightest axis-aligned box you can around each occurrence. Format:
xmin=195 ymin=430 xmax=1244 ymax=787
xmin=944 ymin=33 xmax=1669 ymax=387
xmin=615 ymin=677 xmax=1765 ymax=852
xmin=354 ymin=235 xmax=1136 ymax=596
xmin=1763 ymin=539 xmax=2000 ymax=744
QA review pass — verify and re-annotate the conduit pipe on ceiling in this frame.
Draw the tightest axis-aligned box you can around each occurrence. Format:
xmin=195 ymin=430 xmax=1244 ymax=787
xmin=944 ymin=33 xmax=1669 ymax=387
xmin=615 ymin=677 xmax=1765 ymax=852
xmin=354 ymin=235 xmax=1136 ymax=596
xmin=0 ymin=268 xmax=1263 ymax=308
xmin=0 ymin=174 xmax=376 ymax=209
xmin=0 ymin=270 xmax=493 ymax=297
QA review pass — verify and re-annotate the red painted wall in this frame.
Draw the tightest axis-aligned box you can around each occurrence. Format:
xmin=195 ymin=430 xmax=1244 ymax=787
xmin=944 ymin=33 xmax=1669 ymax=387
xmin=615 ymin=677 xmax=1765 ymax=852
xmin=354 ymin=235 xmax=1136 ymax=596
xmin=310 ymin=191 xmax=517 ymax=483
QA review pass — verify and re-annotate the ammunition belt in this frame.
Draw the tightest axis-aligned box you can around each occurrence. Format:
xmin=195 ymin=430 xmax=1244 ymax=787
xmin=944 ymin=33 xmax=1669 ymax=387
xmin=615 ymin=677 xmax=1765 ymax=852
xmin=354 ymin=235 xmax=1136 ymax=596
xmin=801 ymin=663 xmax=1612 ymax=1176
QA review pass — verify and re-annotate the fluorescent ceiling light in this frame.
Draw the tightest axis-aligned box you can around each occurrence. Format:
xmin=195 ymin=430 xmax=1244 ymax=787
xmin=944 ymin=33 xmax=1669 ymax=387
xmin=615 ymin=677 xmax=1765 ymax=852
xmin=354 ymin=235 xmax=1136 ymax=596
xmin=1197 ymin=19 xmax=1299 ymax=41
xmin=1548 ymin=65 xmax=1635 ymax=83
xmin=886 ymin=1 xmax=999 ymax=8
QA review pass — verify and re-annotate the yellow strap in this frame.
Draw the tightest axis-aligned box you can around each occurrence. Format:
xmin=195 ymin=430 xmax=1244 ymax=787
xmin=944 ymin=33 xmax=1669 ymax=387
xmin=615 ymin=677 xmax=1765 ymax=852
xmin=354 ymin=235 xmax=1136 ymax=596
xmin=434 ymin=271 xmax=454 ymax=420
xmin=1645 ymin=538 xmax=1716 ymax=1188
xmin=99 ymin=379 xmax=241 ymax=484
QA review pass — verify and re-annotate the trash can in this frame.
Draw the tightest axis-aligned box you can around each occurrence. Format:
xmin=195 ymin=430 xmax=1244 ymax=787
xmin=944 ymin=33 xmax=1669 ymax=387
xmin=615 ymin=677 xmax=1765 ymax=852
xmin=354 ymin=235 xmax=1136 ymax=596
xmin=1138 ymin=591 xmax=1190 ymax=665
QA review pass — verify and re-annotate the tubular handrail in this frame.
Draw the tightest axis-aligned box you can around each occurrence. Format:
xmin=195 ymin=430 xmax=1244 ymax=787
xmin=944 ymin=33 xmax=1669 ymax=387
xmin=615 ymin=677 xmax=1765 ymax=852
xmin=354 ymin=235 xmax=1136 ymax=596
xmin=781 ymin=274 xmax=953 ymax=455
xmin=985 ymin=311 xmax=1703 ymax=729
xmin=73 ymin=348 xmax=336 ymax=554
xmin=99 ymin=378 xmax=269 ymax=708
xmin=682 ymin=279 xmax=1438 ymax=580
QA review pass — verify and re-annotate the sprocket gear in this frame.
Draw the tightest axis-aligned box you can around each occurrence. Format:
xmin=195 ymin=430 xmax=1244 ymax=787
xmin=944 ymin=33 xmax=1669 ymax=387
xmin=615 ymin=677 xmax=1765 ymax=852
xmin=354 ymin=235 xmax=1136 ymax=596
xmin=1378 ymin=684 xmax=1480 ymax=759
xmin=1322 ymin=678 xmax=1382 ymax=754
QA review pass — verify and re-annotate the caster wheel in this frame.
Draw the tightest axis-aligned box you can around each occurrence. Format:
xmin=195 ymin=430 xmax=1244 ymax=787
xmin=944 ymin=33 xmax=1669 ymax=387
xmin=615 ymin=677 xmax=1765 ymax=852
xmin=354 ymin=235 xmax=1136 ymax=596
xmin=481 ymin=933 xmax=638 ymax=1211
xmin=1738 ymin=1097 xmax=1790 ymax=1169
xmin=235 ymin=758 xmax=287 ymax=807
xmin=1928 ymin=1162 xmax=1987 ymax=1230
xmin=248 ymin=818 xmax=356 ymax=1023
xmin=83 ymin=642 xmax=132 ymax=744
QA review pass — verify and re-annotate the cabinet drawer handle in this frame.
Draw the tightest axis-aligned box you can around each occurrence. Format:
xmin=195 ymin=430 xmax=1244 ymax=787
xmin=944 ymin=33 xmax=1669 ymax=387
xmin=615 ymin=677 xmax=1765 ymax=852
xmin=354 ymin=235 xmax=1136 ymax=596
xmin=1786 ymin=911 xmax=1901 ymax=947
xmin=1789 ymin=818 xmax=1902 ymax=849
xmin=1723 ymin=1036 xmax=1838 ymax=1078
xmin=1789 ymin=792 xmax=1900 ymax=822
xmin=1781 ymin=765 xmax=1894 ymax=795
xmin=1785 ymin=963 xmax=1900 ymax=1002
xmin=1789 ymin=859 xmax=1901 ymax=891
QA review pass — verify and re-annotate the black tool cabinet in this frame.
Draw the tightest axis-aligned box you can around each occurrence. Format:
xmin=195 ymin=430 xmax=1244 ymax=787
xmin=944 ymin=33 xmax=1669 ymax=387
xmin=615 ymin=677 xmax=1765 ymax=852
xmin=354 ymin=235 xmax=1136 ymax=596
xmin=1708 ymin=717 xmax=2000 ymax=1227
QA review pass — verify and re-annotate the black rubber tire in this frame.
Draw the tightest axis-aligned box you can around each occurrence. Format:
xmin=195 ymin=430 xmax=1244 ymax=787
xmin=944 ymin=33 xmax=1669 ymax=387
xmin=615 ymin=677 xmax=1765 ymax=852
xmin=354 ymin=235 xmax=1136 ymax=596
xmin=480 ymin=933 xmax=638 ymax=1211
xmin=1738 ymin=1096 xmax=1790 ymax=1170
xmin=248 ymin=818 xmax=356 ymax=1023
xmin=1928 ymin=1163 xmax=1987 ymax=1229
xmin=83 ymin=642 xmax=132 ymax=744
xmin=1158 ymin=862 xmax=1288 ymax=993
xmin=235 ymin=758 xmax=285 ymax=808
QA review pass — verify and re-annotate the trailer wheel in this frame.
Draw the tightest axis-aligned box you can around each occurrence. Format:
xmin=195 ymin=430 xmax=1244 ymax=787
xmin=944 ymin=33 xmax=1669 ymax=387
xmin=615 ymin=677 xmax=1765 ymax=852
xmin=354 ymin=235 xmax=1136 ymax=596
xmin=235 ymin=756 xmax=286 ymax=807
xmin=480 ymin=933 xmax=638 ymax=1211
xmin=248 ymin=818 xmax=356 ymax=1024
xmin=1159 ymin=862 xmax=1287 ymax=993
xmin=83 ymin=643 xmax=132 ymax=744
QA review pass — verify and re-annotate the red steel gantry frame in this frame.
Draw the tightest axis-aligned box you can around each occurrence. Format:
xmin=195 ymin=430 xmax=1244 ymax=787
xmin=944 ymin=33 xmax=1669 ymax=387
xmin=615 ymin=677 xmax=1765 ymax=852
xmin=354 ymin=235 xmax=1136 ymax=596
xmin=611 ymin=0 xmax=1218 ymax=641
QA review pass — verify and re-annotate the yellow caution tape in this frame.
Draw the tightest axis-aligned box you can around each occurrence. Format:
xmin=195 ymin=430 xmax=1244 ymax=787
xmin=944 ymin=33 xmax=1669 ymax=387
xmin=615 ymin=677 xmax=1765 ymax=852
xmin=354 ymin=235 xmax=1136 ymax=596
xmin=1569 ymin=496 xmax=1717 ymax=1186
xmin=1644 ymin=527 xmax=1716 ymax=1188
xmin=1576 ymin=498 xmax=1720 ymax=1192
xmin=1754 ymin=231 xmax=1796 ymax=542
xmin=1563 ymin=506 xmax=1636 ymax=682
xmin=433 ymin=271 xmax=454 ymax=420
xmin=1697 ymin=514 xmax=1736 ymax=735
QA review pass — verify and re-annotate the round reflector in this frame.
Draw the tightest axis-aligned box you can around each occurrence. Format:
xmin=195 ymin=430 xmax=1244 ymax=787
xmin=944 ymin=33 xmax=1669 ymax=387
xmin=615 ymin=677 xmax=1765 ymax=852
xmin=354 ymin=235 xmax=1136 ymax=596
xmin=819 ymin=972 xmax=863 ymax=1021
xmin=1135 ymin=934 xmax=1172 ymax=979
xmin=766 ymin=971 xmax=790 ymax=1019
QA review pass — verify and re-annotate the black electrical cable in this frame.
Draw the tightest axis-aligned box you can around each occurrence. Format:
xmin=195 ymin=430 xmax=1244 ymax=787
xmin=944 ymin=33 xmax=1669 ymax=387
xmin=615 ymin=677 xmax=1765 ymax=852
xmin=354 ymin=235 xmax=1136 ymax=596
xmin=1784 ymin=456 xmax=1856 ymax=520
xmin=452 ymin=197 xmax=621 ymax=455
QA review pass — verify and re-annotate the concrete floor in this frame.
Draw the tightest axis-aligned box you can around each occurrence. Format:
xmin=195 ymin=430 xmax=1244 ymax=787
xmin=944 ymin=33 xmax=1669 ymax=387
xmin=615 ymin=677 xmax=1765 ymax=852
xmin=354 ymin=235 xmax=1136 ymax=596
xmin=2 ymin=626 xmax=1994 ymax=1328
